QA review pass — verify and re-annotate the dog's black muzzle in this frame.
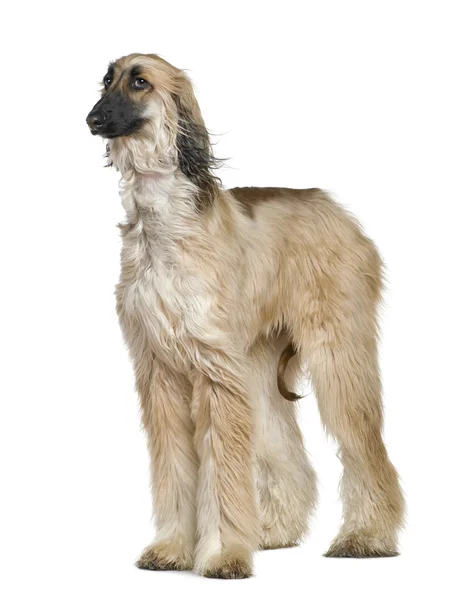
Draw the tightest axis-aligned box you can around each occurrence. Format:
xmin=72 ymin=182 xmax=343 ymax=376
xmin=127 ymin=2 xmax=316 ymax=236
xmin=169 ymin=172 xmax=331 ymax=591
xmin=86 ymin=92 xmax=144 ymax=139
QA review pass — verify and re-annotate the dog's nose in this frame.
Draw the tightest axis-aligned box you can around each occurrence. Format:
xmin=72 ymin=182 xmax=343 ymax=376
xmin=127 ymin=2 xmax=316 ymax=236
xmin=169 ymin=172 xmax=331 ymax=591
xmin=86 ymin=111 xmax=105 ymax=129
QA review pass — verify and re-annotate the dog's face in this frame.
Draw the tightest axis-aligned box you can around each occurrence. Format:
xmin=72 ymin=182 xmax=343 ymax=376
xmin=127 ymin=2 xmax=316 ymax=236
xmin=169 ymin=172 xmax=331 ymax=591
xmin=86 ymin=54 xmax=177 ymax=140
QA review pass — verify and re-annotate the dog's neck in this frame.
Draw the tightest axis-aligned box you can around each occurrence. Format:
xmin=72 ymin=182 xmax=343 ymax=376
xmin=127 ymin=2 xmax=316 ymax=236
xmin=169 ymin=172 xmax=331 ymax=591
xmin=114 ymin=170 xmax=201 ymax=279
xmin=108 ymin=137 xmax=200 ymax=224
xmin=108 ymin=140 xmax=233 ymax=266
xmin=120 ymin=167 xmax=203 ymax=240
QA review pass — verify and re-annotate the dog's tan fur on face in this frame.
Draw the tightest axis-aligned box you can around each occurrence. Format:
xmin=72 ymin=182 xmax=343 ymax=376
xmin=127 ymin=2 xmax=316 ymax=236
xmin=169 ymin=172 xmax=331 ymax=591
xmin=88 ymin=53 xmax=405 ymax=578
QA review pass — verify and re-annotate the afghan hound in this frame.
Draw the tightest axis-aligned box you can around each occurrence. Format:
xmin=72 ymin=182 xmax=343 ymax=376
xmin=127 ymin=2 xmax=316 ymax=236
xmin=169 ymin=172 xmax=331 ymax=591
xmin=86 ymin=53 xmax=405 ymax=579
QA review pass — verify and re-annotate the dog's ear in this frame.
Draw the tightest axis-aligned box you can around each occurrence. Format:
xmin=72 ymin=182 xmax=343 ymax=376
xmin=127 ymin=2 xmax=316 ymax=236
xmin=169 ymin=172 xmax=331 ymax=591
xmin=174 ymin=79 xmax=221 ymax=208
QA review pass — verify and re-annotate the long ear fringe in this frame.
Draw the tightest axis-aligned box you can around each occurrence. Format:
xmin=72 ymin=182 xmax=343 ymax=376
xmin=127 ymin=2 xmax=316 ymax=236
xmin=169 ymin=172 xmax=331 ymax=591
xmin=174 ymin=95 xmax=223 ymax=210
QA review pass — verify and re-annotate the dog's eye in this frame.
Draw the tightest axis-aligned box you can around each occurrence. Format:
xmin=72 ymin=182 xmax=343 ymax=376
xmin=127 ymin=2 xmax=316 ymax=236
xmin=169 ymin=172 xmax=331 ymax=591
xmin=133 ymin=78 xmax=148 ymax=90
xmin=103 ymin=77 xmax=112 ymax=90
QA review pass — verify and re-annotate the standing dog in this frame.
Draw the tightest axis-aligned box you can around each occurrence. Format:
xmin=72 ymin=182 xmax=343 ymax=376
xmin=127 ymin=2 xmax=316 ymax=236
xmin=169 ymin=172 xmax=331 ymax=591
xmin=86 ymin=53 xmax=404 ymax=579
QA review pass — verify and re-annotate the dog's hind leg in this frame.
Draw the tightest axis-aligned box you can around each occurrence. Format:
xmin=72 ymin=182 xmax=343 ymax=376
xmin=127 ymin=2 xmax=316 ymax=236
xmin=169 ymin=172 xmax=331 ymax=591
xmin=307 ymin=330 xmax=404 ymax=557
xmin=251 ymin=337 xmax=317 ymax=550
xmin=291 ymin=244 xmax=405 ymax=557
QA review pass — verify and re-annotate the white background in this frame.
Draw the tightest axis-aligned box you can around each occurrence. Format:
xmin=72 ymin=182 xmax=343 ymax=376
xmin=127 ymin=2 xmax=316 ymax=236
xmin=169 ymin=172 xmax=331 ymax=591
xmin=1 ymin=1 xmax=464 ymax=598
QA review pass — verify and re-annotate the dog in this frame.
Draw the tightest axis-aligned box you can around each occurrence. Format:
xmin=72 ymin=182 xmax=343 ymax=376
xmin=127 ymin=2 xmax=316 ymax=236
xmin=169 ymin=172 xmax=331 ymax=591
xmin=86 ymin=53 xmax=405 ymax=579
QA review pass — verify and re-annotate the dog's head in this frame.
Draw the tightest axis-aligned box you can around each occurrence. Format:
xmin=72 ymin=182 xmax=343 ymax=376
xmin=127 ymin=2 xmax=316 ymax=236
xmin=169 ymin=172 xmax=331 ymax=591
xmin=86 ymin=54 xmax=188 ymax=140
xmin=86 ymin=53 xmax=219 ymax=195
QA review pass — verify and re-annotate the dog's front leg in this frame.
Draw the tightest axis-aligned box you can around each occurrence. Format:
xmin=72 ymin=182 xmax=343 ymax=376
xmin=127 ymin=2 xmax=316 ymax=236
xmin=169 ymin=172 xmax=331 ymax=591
xmin=191 ymin=350 xmax=261 ymax=578
xmin=136 ymin=358 xmax=198 ymax=571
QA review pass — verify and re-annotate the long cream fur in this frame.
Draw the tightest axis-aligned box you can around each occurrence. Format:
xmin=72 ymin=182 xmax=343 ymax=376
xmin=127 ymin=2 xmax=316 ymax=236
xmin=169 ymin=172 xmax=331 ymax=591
xmin=94 ymin=53 xmax=404 ymax=578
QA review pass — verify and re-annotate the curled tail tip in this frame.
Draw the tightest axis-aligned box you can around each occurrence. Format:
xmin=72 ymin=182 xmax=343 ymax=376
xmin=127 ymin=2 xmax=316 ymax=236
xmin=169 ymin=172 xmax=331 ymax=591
xmin=277 ymin=343 xmax=301 ymax=401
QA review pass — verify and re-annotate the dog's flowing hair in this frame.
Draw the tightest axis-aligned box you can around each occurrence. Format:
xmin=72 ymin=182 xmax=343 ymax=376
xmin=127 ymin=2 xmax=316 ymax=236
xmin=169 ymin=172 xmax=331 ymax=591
xmin=87 ymin=54 xmax=405 ymax=578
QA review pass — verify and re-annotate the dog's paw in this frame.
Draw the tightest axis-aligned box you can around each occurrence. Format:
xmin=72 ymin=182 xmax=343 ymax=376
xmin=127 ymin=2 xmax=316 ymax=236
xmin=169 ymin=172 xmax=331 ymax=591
xmin=324 ymin=533 xmax=398 ymax=558
xmin=203 ymin=557 xmax=252 ymax=579
xmin=136 ymin=540 xmax=194 ymax=571
xmin=260 ymin=540 xmax=299 ymax=550
xmin=196 ymin=550 xmax=253 ymax=579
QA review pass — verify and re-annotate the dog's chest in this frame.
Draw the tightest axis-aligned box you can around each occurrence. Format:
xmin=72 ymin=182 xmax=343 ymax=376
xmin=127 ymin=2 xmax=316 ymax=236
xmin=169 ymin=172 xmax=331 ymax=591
xmin=116 ymin=224 xmax=213 ymax=365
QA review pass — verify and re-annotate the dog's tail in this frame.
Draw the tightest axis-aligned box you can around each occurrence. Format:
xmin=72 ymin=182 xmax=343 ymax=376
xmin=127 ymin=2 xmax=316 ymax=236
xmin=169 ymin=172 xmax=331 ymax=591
xmin=277 ymin=343 xmax=302 ymax=401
